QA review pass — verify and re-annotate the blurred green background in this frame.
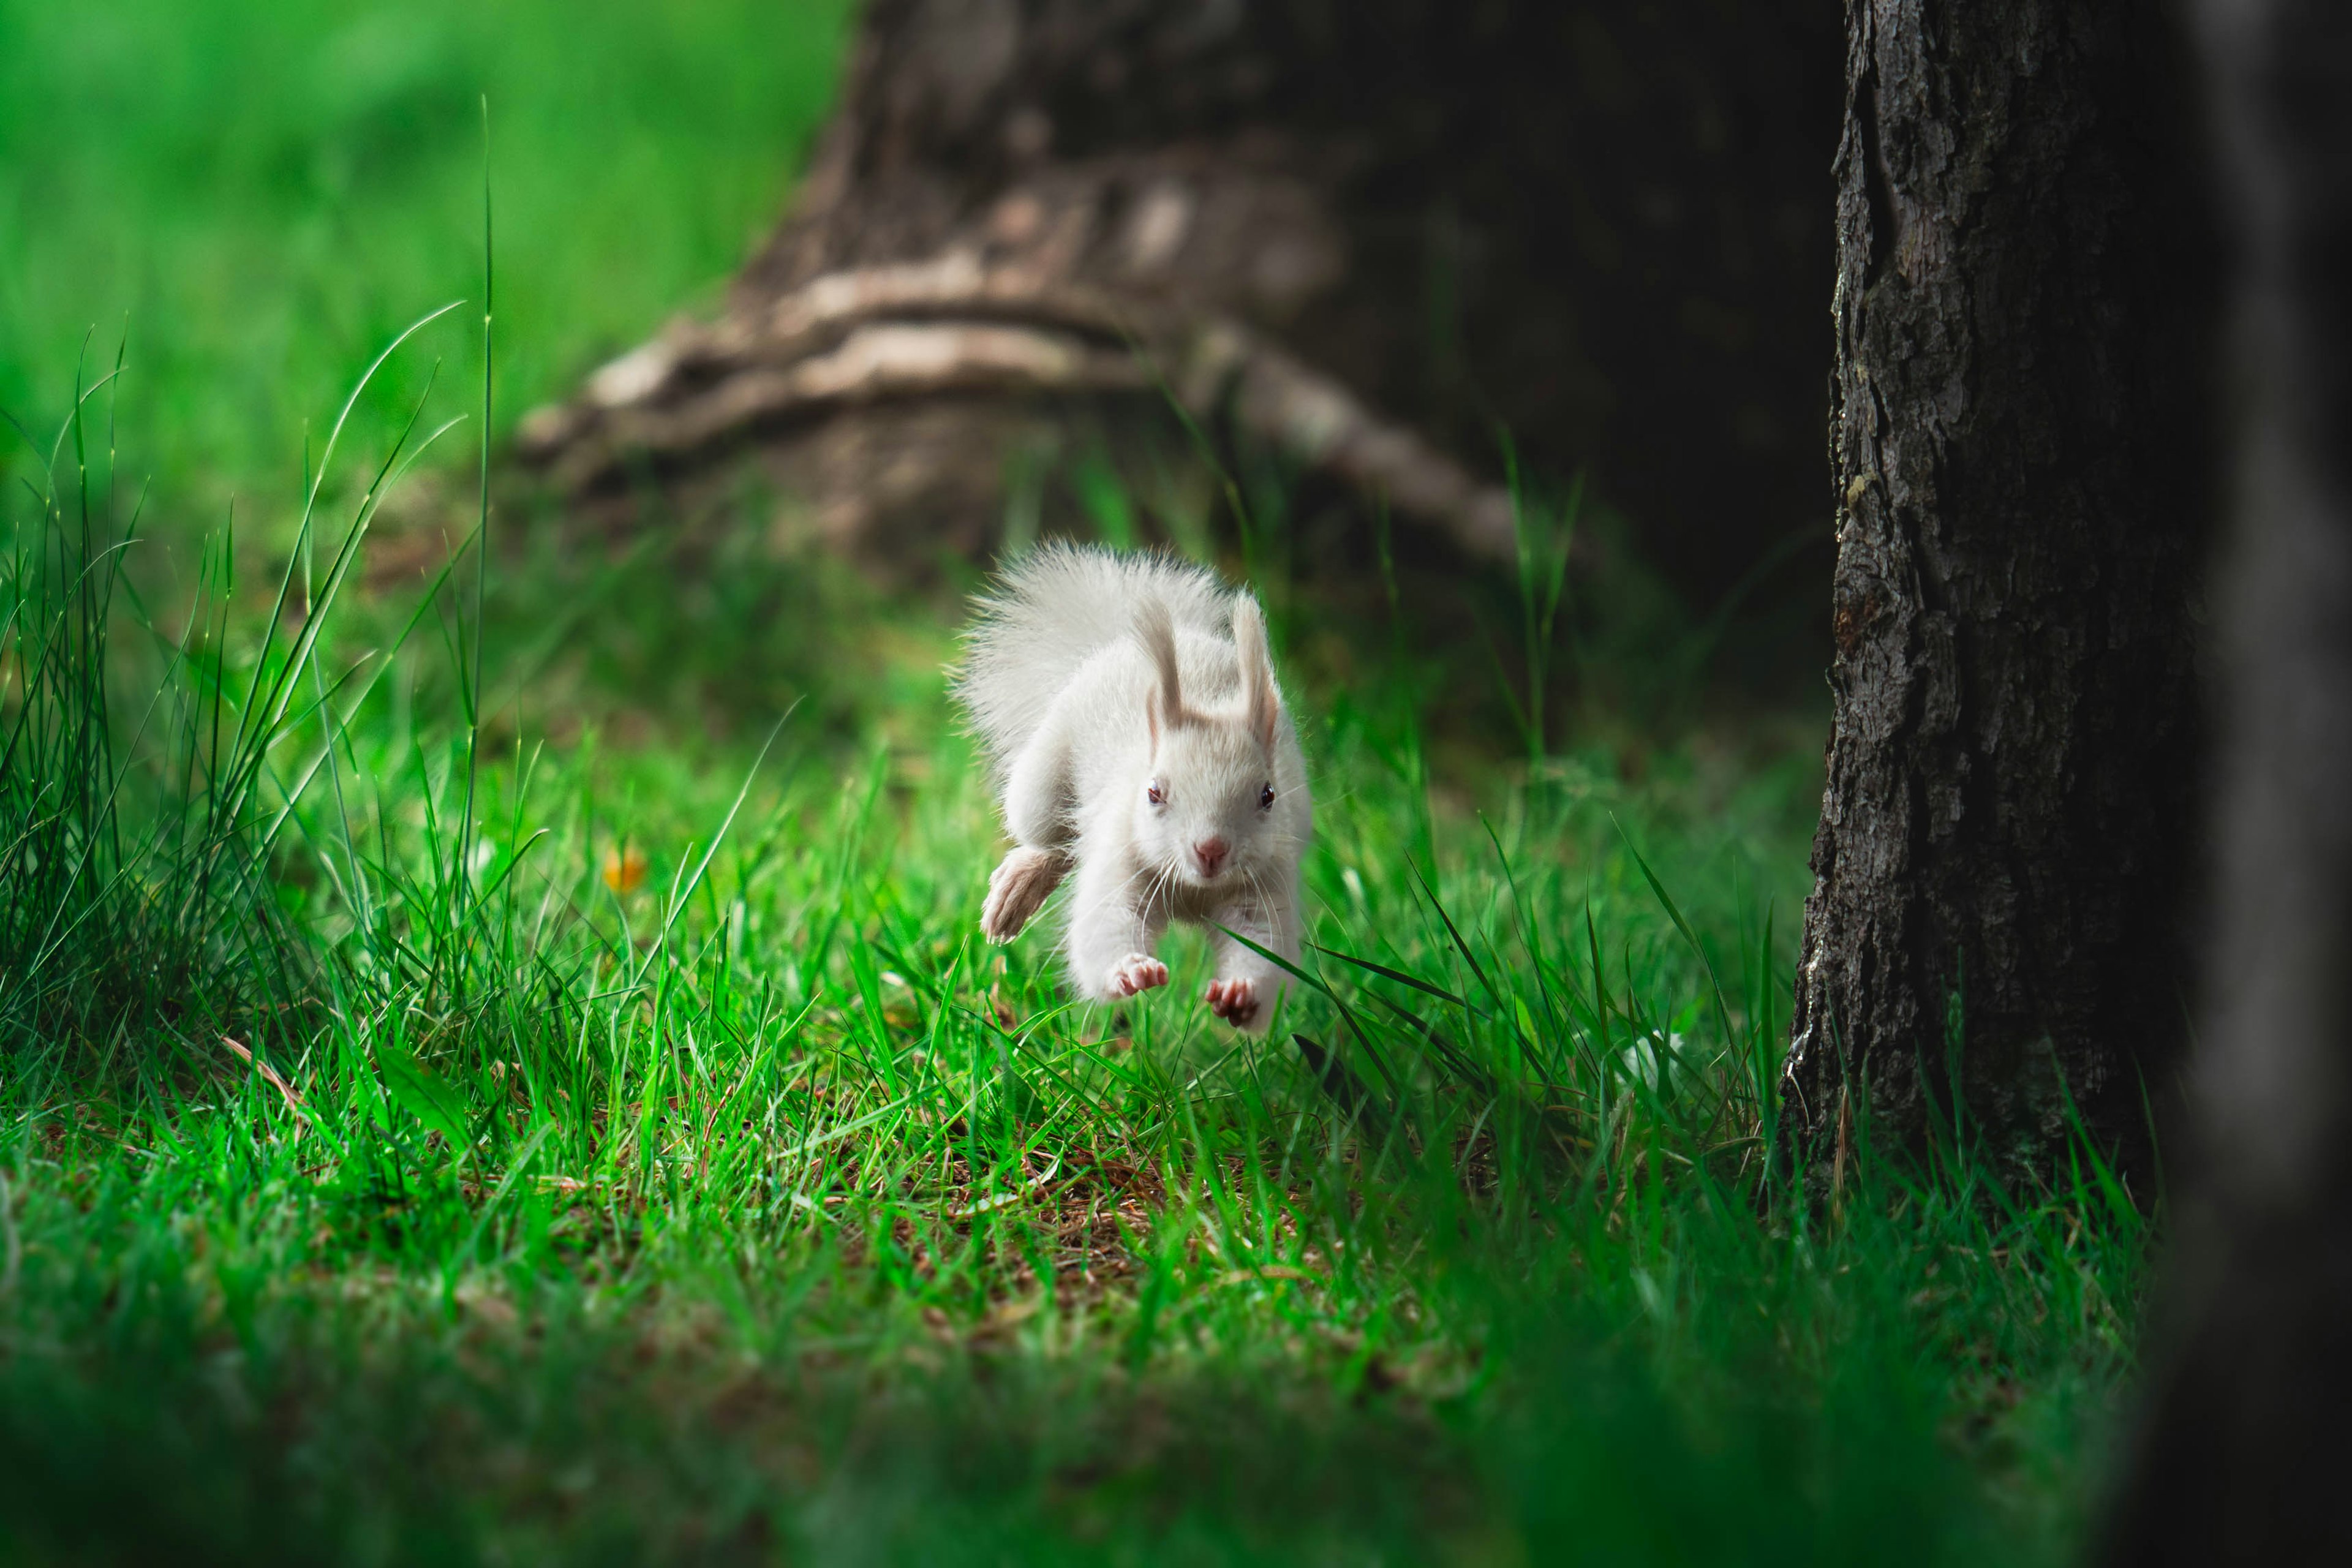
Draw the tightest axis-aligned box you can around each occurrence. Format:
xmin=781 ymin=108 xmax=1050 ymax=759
xmin=0 ymin=0 xmax=852 ymax=529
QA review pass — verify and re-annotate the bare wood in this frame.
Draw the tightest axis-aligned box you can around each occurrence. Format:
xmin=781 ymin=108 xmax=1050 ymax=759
xmin=519 ymin=254 xmax=1517 ymax=561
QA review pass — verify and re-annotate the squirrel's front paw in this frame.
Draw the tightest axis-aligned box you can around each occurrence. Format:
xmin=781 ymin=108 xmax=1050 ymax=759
xmin=1107 ymin=954 xmax=1170 ymax=998
xmin=1205 ymin=978 xmax=1261 ymax=1027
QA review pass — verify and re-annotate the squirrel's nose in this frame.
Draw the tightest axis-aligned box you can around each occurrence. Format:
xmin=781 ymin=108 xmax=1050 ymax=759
xmin=1193 ymin=837 xmax=1229 ymax=876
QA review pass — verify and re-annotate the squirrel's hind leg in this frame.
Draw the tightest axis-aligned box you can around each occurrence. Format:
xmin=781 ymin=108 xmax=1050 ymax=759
xmin=983 ymin=724 xmax=1078 ymax=943
xmin=981 ymin=846 xmax=1071 ymax=943
xmin=1000 ymin=723 xmax=1074 ymax=850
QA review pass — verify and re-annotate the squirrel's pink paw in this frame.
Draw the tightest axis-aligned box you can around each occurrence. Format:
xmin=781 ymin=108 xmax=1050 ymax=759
xmin=1205 ymin=978 xmax=1260 ymax=1027
xmin=1107 ymin=954 xmax=1170 ymax=998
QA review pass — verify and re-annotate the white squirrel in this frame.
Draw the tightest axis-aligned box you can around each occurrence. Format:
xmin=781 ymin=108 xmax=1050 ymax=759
xmin=952 ymin=543 xmax=1313 ymax=1032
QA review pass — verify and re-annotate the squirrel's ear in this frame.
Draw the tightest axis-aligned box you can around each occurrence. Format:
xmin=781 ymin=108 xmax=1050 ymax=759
xmin=1136 ymin=597 xmax=1185 ymax=736
xmin=1232 ymin=595 xmax=1278 ymax=751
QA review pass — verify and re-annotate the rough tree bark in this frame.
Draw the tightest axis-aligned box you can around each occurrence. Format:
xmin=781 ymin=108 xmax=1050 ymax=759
xmin=1779 ymin=1 xmax=2213 ymax=1189
xmin=2104 ymin=3 xmax=2352 ymax=1559
xmin=521 ymin=1 xmax=1839 ymax=595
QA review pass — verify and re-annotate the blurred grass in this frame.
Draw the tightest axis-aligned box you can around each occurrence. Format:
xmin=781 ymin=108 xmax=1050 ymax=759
xmin=0 ymin=0 xmax=853 ymax=535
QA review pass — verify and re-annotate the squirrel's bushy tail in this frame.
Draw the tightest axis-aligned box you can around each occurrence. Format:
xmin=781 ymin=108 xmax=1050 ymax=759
xmin=953 ymin=541 xmax=1231 ymax=772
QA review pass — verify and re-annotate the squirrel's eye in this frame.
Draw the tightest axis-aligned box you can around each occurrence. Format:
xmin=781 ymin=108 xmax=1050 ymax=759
xmin=1147 ymin=783 xmax=1165 ymax=806
xmin=1258 ymin=783 xmax=1275 ymax=810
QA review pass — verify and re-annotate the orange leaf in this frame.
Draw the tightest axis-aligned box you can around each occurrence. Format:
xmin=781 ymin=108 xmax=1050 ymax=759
xmin=602 ymin=845 xmax=648 ymax=894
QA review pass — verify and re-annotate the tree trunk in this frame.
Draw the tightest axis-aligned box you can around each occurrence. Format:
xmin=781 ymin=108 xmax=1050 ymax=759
xmin=2103 ymin=3 xmax=2352 ymax=1559
xmin=519 ymin=1 xmax=1840 ymax=597
xmin=1779 ymin=1 xmax=2213 ymax=1191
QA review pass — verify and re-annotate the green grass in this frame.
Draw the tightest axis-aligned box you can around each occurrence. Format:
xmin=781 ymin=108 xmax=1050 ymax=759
xmin=1 ymin=366 xmax=2137 ymax=1562
xmin=0 ymin=5 xmax=2143 ymax=1561
xmin=0 ymin=0 xmax=853 ymax=538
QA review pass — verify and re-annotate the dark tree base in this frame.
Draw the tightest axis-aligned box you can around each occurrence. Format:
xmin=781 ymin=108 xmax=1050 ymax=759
xmin=1780 ymin=0 xmax=2215 ymax=1196
xmin=522 ymin=1 xmax=1841 ymax=600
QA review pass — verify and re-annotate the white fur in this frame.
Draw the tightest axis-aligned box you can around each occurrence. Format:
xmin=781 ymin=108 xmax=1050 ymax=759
xmin=952 ymin=543 xmax=1313 ymax=1033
